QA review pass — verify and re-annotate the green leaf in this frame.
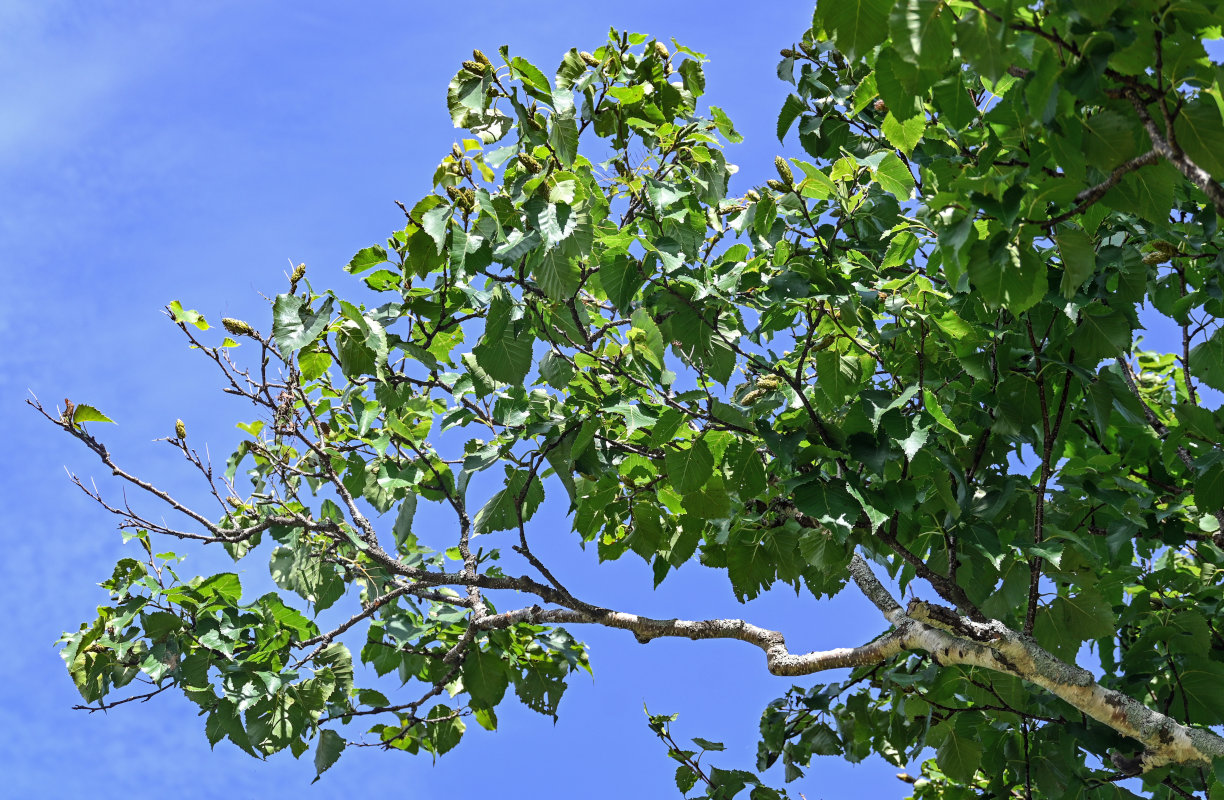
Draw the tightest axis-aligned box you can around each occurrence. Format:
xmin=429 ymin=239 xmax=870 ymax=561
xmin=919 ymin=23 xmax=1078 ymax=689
xmin=710 ymin=105 xmax=743 ymax=143
xmin=665 ymin=439 xmax=714 ymax=494
xmin=392 ymin=494 xmax=418 ymax=551
xmin=346 ymin=245 xmax=388 ymax=275
xmin=793 ymin=478 xmax=861 ymax=530
xmin=1199 ymin=464 xmax=1224 ymax=513
xmin=1106 ymin=163 xmax=1177 ymax=223
xmin=510 ymin=56 xmax=553 ymax=103
xmin=874 ymin=151 xmax=916 ymax=197
xmin=513 ymin=667 xmax=566 ymax=719
xmin=692 ymin=737 xmax=726 ymax=751
xmin=549 ymin=109 xmax=579 ymax=167
xmin=675 ymin=765 xmax=699 ymax=793
xmin=892 ymin=0 xmax=953 ymax=65
xmin=1069 ymin=305 xmax=1131 ymax=366
xmin=815 ymin=350 xmax=863 ymax=409
xmin=726 ymin=527 xmax=791 ymax=600
xmin=72 ymin=404 xmax=115 ymax=425
xmin=472 ymin=330 xmax=533 ymax=386
xmin=923 ymin=389 xmax=967 ymax=442
xmin=472 ymin=470 xmax=544 ymax=534
xmin=1049 ymin=590 xmax=1115 ymax=642
xmin=880 ymin=112 xmax=924 ymax=155
xmin=532 ymin=248 xmax=580 ymax=301
xmin=630 ymin=307 xmax=665 ymax=367
xmin=462 ymin=647 xmax=509 ymax=709
xmin=955 ymin=8 xmax=1008 ymax=82
xmin=313 ymin=643 xmax=354 ymax=698
xmin=932 ymin=75 xmax=976 ymax=130
xmin=776 ymin=94 xmax=805 ymax=142
xmin=1174 ymin=657 xmax=1224 ymax=724
xmin=899 ymin=424 xmax=929 ymax=459
xmin=935 ymin=722 xmax=983 ymax=782
xmin=1082 ymin=110 xmax=1136 ymax=171
xmin=817 ymin=0 xmax=894 ymax=61
xmin=1174 ymin=98 xmax=1224 ymax=181
xmin=1190 ymin=328 xmax=1224 ymax=392
xmin=966 ymin=239 xmax=1046 ymax=312
xmin=420 ymin=206 xmax=450 ymax=253
xmin=298 ymin=350 xmax=332 ymax=382
xmin=461 ymin=352 xmax=496 ymax=396
xmin=539 ymin=351 xmax=574 ymax=389
xmin=272 ymin=295 xmax=335 ymax=352
xmin=1056 ymin=228 xmax=1096 ymax=298
xmin=599 ymin=253 xmax=645 ymax=312
xmin=424 ymin=704 xmax=466 ymax=755
xmin=169 ymin=300 xmax=209 ymax=330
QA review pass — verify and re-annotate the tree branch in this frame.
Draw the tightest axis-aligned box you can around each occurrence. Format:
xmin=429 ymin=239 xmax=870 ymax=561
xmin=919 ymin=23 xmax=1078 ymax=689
xmin=1126 ymin=92 xmax=1224 ymax=217
xmin=848 ymin=555 xmax=1224 ymax=773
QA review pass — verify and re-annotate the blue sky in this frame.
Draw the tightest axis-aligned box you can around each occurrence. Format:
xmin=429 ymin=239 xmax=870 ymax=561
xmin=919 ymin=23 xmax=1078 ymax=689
xmin=3 ymin=3 xmax=1215 ymax=798
xmin=0 ymin=2 xmax=909 ymax=798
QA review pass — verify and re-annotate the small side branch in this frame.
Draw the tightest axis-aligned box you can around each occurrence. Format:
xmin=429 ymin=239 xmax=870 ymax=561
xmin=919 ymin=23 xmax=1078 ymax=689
xmin=1025 ymin=150 xmax=1160 ymax=227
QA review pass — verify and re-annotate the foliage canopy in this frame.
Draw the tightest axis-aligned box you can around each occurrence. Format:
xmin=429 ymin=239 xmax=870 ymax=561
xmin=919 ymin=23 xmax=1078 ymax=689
xmin=39 ymin=2 xmax=1224 ymax=797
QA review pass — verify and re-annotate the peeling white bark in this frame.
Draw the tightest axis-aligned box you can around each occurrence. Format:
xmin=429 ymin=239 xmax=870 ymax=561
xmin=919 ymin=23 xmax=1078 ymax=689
xmin=472 ymin=552 xmax=1224 ymax=773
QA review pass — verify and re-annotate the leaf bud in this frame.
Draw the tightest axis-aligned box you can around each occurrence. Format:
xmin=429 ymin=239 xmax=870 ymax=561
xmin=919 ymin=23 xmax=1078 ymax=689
xmin=452 ymin=143 xmax=464 ymax=160
xmin=222 ymin=317 xmax=254 ymax=337
xmin=462 ymin=60 xmax=487 ymax=76
xmin=175 ymin=419 xmax=187 ymax=439
xmin=472 ymin=49 xmax=491 ymax=66
xmin=517 ymin=153 xmax=543 ymax=174
xmin=1153 ymin=239 xmax=1179 ymax=254
xmin=652 ymin=41 xmax=670 ymax=61
xmin=766 ymin=179 xmax=788 ymax=192
xmin=774 ymin=156 xmax=794 ymax=185
xmin=745 ymin=189 xmax=761 ymax=202
xmin=740 ymin=388 xmax=766 ymax=406
xmin=290 ymin=262 xmax=306 ymax=284
xmin=579 ymin=51 xmax=600 ymax=67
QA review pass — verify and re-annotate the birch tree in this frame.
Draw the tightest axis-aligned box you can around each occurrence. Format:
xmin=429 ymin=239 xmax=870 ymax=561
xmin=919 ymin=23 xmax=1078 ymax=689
xmin=39 ymin=3 xmax=1224 ymax=797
